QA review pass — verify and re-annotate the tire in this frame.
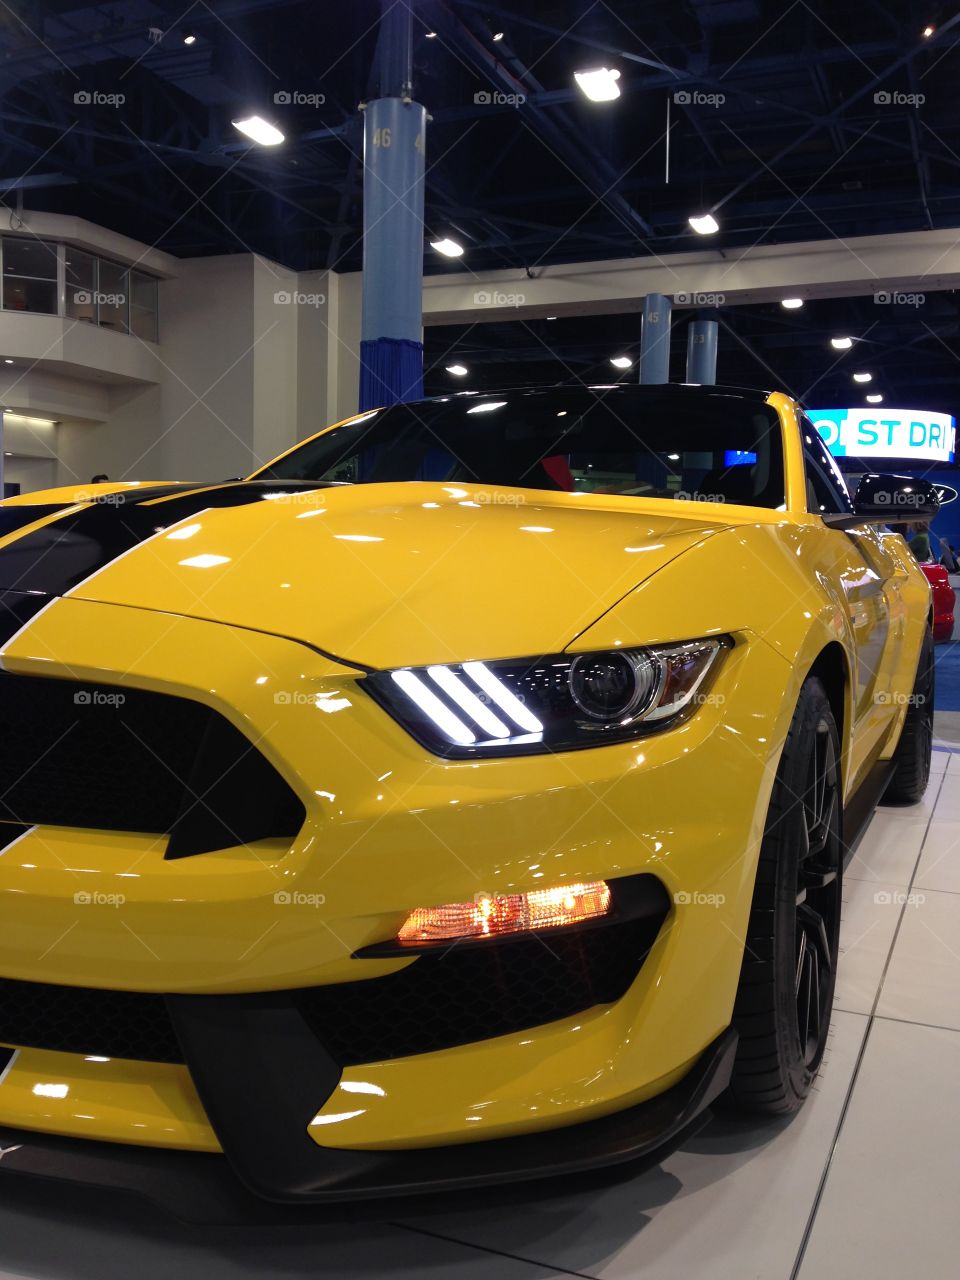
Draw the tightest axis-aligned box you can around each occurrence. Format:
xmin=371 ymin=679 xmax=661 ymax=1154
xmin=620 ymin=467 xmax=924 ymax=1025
xmin=884 ymin=629 xmax=935 ymax=805
xmin=726 ymin=677 xmax=842 ymax=1115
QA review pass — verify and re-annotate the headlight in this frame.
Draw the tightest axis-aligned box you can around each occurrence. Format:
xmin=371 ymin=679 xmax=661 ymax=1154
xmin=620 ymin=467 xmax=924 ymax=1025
xmin=363 ymin=637 xmax=727 ymax=757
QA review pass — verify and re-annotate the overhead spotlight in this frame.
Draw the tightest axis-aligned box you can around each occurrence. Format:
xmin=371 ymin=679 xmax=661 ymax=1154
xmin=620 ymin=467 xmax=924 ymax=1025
xmin=922 ymin=24 xmax=935 ymax=38
xmin=688 ymin=212 xmax=719 ymax=235
xmin=430 ymin=237 xmax=464 ymax=257
xmin=781 ymin=297 xmax=804 ymax=310
xmin=610 ymin=355 xmax=633 ymax=369
xmin=3 ymin=358 xmax=12 ymax=365
xmin=546 ymin=315 xmax=558 ymax=320
xmin=183 ymin=32 xmax=197 ymax=45
xmin=852 ymin=371 xmax=872 ymax=383
xmin=445 ymin=363 xmax=468 ymax=376
xmin=866 ymin=394 xmax=883 ymax=403
xmin=232 ymin=115 xmax=284 ymax=146
xmin=830 ymin=336 xmax=853 ymax=350
xmin=574 ymin=67 xmax=621 ymax=102
xmin=425 ymin=30 xmax=438 ymax=38
xmin=492 ymin=31 xmax=505 ymax=42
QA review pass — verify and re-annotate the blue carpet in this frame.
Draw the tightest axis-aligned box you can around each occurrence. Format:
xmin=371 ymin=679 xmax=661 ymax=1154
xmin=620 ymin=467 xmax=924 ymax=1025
xmin=935 ymin=642 xmax=960 ymax=711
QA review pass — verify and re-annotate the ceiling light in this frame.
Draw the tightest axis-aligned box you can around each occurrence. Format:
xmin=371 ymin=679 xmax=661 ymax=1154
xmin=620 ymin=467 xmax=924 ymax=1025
xmin=232 ymin=115 xmax=284 ymax=146
xmin=445 ymin=363 xmax=468 ymax=376
xmin=430 ymin=237 xmax=464 ymax=257
xmin=492 ymin=31 xmax=504 ymax=41
xmin=922 ymin=25 xmax=935 ymax=38
xmin=610 ymin=355 xmax=633 ymax=369
xmin=3 ymin=358 xmax=12 ymax=364
xmin=830 ymin=336 xmax=853 ymax=350
xmin=425 ymin=30 xmax=438 ymax=38
xmin=688 ymin=213 xmax=719 ymax=235
xmin=183 ymin=32 xmax=197 ymax=45
xmin=574 ymin=67 xmax=621 ymax=102
xmin=546 ymin=315 xmax=557 ymax=320
xmin=866 ymin=394 xmax=883 ymax=403
xmin=853 ymin=371 xmax=872 ymax=383
xmin=781 ymin=297 xmax=804 ymax=310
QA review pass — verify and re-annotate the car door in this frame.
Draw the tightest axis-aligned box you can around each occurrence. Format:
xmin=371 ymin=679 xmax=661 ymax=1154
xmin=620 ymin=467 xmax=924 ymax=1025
xmin=800 ymin=421 xmax=907 ymax=781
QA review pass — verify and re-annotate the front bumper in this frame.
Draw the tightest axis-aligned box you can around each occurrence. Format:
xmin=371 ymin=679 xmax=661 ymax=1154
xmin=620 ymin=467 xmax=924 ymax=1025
xmin=0 ymin=595 xmax=787 ymax=1169
xmin=0 ymin=1029 xmax=736 ymax=1218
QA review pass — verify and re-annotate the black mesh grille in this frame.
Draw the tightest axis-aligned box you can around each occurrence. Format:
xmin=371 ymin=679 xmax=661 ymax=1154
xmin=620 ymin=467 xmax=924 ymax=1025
xmin=0 ymin=917 xmax=663 ymax=1067
xmin=0 ymin=672 xmax=305 ymax=857
xmin=0 ymin=977 xmax=182 ymax=1063
xmin=298 ymin=916 xmax=665 ymax=1064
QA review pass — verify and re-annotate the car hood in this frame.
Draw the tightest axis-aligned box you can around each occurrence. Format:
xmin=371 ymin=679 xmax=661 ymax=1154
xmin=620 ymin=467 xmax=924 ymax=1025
xmin=2 ymin=482 xmax=730 ymax=669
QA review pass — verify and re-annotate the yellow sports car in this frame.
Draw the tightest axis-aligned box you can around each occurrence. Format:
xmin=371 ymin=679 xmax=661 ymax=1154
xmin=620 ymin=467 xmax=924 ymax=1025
xmin=0 ymin=385 xmax=938 ymax=1215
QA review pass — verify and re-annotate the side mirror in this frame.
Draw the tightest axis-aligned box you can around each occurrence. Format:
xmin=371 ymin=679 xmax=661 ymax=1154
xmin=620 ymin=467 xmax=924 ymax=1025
xmin=823 ymin=472 xmax=940 ymax=530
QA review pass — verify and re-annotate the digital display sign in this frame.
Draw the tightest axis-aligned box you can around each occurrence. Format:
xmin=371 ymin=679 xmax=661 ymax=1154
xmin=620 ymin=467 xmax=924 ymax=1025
xmin=809 ymin=408 xmax=956 ymax=463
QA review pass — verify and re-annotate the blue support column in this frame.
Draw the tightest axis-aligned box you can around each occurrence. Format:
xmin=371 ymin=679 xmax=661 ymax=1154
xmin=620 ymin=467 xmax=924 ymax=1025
xmin=638 ymin=293 xmax=672 ymax=385
xmin=686 ymin=318 xmax=719 ymax=384
xmin=359 ymin=1 xmax=426 ymax=409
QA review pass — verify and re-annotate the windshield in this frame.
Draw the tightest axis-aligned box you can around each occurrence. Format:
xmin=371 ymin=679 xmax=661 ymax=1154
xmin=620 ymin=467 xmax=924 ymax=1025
xmin=257 ymin=388 xmax=786 ymax=509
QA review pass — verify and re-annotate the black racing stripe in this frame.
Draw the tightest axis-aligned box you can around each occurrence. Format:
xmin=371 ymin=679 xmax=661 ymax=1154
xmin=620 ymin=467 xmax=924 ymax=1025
xmin=0 ymin=506 xmax=70 ymax=540
xmin=0 ymin=589 xmax=51 ymax=646
xmin=0 ymin=482 xmax=340 ymax=595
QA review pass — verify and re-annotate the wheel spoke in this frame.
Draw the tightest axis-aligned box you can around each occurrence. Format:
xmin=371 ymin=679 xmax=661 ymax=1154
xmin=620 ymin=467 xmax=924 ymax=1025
xmin=794 ymin=716 xmax=841 ymax=1068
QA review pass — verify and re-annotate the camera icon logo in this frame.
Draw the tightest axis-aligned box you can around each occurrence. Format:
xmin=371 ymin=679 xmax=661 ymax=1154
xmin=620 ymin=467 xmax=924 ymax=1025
xmin=674 ymin=90 xmax=691 ymax=105
xmin=273 ymin=291 xmax=291 ymax=305
xmin=74 ymin=90 xmax=91 ymax=105
xmin=274 ymin=90 xmax=292 ymax=104
xmin=74 ymin=690 xmax=91 ymax=705
xmin=673 ymin=891 xmax=692 ymax=905
xmin=474 ymin=90 xmax=492 ymax=105
xmin=473 ymin=290 xmax=491 ymax=305
xmin=875 ymin=490 xmax=891 ymax=504
xmin=273 ymin=890 xmax=292 ymax=905
xmin=74 ymin=891 xmax=92 ymax=905
xmin=874 ymin=290 xmax=891 ymax=305
xmin=874 ymin=90 xmax=891 ymax=105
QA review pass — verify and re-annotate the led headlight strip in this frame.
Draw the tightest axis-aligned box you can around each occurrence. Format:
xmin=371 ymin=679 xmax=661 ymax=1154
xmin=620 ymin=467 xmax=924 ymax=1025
xmin=364 ymin=637 xmax=727 ymax=758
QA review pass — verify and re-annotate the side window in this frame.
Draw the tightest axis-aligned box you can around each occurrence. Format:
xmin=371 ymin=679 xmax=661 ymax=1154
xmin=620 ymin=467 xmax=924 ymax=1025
xmin=800 ymin=417 xmax=853 ymax=515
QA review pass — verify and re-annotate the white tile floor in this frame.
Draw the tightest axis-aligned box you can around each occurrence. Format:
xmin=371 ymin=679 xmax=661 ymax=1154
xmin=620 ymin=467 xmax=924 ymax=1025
xmin=0 ymin=752 xmax=957 ymax=1280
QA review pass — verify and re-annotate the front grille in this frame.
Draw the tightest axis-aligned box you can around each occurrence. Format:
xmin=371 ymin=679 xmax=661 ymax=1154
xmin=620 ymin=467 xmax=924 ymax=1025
xmin=0 ymin=672 xmax=305 ymax=858
xmin=0 ymin=916 xmax=664 ymax=1068
xmin=0 ymin=977 xmax=182 ymax=1063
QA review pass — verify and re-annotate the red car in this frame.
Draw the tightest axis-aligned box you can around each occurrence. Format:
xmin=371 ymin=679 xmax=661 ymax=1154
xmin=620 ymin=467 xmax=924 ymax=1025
xmin=921 ymin=563 xmax=956 ymax=642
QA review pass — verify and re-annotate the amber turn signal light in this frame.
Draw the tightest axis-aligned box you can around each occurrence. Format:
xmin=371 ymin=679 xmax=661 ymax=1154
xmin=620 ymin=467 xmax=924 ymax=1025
xmin=397 ymin=881 xmax=612 ymax=946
